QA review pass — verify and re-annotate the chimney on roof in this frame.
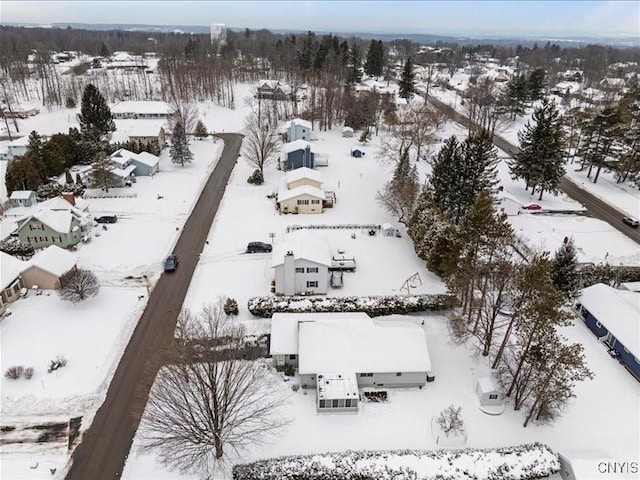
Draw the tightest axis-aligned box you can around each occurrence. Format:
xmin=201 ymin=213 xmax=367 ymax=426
xmin=61 ymin=192 xmax=75 ymax=206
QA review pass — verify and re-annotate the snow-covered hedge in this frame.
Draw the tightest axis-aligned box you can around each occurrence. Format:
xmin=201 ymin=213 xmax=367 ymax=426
xmin=233 ymin=443 xmax=560 ymax=480
xmin=578 ymin=264 xmax=640 ymax=289
xmin=247 ymin=294 xmax=453 ymax=318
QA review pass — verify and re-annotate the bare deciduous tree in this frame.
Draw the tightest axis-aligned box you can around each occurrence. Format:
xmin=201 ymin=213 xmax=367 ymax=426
xmin=59 ymin=269 xmax=100 ymax=303
xmin=140 ymin=300 xmax=287 ymax=475
xmin=170 ymin=99 xmax=199 ymax=135
xmin=436 ymin=405 xmax=465 ymax=437
xmin=242 ymin=104 xmax=279 ymax=174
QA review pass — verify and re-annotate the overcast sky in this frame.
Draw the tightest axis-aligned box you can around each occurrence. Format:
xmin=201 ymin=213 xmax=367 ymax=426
xmin=1 ymin=0 xmax=639 ymax=37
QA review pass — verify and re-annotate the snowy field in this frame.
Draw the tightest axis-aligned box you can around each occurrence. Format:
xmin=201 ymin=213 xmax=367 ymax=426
xmin=123 ymin=314 xmax=640 ymax=479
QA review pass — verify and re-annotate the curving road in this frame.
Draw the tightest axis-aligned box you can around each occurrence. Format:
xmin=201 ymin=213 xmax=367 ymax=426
xmin=425 ymin=94 xmax=640 ymax=245
xmin=65 ymin=133 xmax=243 ymax=480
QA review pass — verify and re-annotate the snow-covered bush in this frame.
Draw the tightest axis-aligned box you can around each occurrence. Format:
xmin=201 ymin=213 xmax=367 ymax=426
xmin=232 ymin=443 xmax=560 ymax=480
xmin=24 ymin=367 xmax=35 ymax=379
xmin=247 ymin=294 xmax=453 ymax=318
xmin=5 ymin=366 xmax=24 ymax=380
xmin=48 ymin=357 xmax=67 ymax=373
xmin=247 ymin=169 xmax=264 ymax=185
xmin=224 ymin=297 xmax=239 ymax=316
xmin=578 ymin=264 xmax=640 ymax=289
xmin=0 ymin=237 xmax=35 ymax=259
xmin=59 ymin=269 xmax=100 ymax=303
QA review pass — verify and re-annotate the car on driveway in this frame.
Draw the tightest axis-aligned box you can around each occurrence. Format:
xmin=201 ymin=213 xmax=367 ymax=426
xmin=164 ymin=254 xmax=179 ymax=272
xmin=521 ymin=204 xmax=542 ymax=211
xmin=622 ymin=217 xmax=640 ymax=228
xmin=246 ymin=242 xmax=272 ymax=253
xmin=94 ymin=215 xmax=118 ymax=223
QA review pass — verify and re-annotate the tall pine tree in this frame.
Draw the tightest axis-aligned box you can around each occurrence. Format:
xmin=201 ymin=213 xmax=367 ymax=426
xmin=398 ymin=56 xmax=416 ymax=101
xmin=364 ymin=40 xmax=385 ymax=77
xmin=528 ymin=68 xmax=548 ymax=101
xmin=79 ymin=84 xmax=115 ymax=143
xmin=551 ymin=237 xmax=580 ymax=300
xmin=170 ymin=121 xmax=193 ymax=167
xmin=509 ymin=99 xmax=565 ymax=200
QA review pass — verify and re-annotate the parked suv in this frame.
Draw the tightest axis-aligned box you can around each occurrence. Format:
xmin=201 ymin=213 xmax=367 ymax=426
xmin=246 ymin=242 xmax=272 ymax=253
xmin=622 ymin=217 xmax=640 ymax=228
xmin=164 ymin=254 xmax=179 ymax=272
xmin=94 ymin=215 xmax=118 ymax=224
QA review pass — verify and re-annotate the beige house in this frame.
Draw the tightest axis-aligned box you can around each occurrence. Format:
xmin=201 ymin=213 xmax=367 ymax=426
xmin=21 ymin=245 xmax=78 ymax=289
xmin=277 ymin=167 xmax=326 ymax=214
xmin=0 ymin=252 xmax=24 ymax=314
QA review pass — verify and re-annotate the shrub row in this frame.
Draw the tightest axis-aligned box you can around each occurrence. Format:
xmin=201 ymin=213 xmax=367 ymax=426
xmin=247 ymin=294 xmax=454 ymax=318
xmin=232 ymin=443 xmax=560 ymax=480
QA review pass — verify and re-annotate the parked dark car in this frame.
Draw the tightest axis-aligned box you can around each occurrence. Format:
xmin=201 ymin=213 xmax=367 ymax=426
xmin=622 ymin=217 xmax=640 ymax=228
xmin=94 ymin=215 xmax=118 ymax=224
xmin=164 ymin=254 xmax=179 ymax=272
xmin=246 ymin=242 xmax=272 ymax=253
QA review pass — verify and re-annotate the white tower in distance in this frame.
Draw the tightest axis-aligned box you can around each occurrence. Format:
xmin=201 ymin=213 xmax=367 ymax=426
xmin=210 ymin=24 xmax=227 ymax=46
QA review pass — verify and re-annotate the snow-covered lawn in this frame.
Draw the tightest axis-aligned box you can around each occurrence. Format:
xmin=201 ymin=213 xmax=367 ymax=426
xmin=566 ymin=166 xmax=640 ymax=219
xmin=122 ymin=313 xmax=640 ymax=480
xmin=510 ymin=213 xmax=640 ymax=266
xmin=1 ymin=286 xmax=143 ymax=419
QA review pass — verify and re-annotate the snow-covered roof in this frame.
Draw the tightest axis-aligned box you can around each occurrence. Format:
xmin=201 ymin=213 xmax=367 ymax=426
xmin=277 ymin=185 xmax=326 ymax=203
xmin=113 ymin=119 xmax=166 ymax=140
xmin=477 ymin=376 xmax=499 ymax=393
xmin=317 ymin=372 xmax=359 ymax=401
xmin=14 ymin=197 xmax=89 ymax=234
xmin=111 ymin=164 xmax=137 ymax=178
xmin=342 ymin=127 xmax=354 ymax=133
xmin=271 ymin=229 xmax=332 ymax=267
xmin=111 ymin=101 xmax=173 ymax=116
xmin=620 ymin=282 xmax=640 ymax=293
xmin=8 ymin=136 xmax=30 ymax=147
xmin=0 ymin=219 xmax=18 ymax=241
xmin=0 ymin=252 xmax=24 ymax=290
xmin=297 ymin=313 xmax=432 ymax=375
xmin=285 ymin=167 xmax=322 ymax=186
xmin=283 ymin=118 xmax=312 ymax=130
xmin=27 ymin=245 xmax=77 ymax=277
xmin=10 ymin=190 xmax=35 ymax=200
xmin=579 ymin=283 xmax=640 ymax=359
xmin=282 ymin=140 xmax=318 ymax=154
xmin=269 ymin=313 xmax=303 ymax=355
xmin=110 ymin=148 xmax=159 ymax=168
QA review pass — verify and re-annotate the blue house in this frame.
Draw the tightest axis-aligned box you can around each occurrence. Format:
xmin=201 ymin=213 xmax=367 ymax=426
xmin=576 ymin=283 xmax=640 ymax=380
xmin=280 ymin=140 xmax=317 ymax=171
xmin=351 ymin=148 xmax=366 ymax=158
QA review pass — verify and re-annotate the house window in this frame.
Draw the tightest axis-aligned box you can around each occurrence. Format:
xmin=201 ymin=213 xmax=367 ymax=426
xmin=311 ymin=199 xmax=320 ymax=204
xmin=51 ymin=237 xmax=55 ymax=243
xmin=306 ymin=267 xmax=318 ymax=273
xmin=361 ymin=372 xmax=373 ymax=377
xmin=338 ymin=399 xmax=345 ymax=408
xmin=345 ymin=399 xmax=351 ymax=408
xmin=332 ymin=399 xmax=339 ymax=408
xmin=289 ymin=354 xmax=297 ymax=360
xmin=297 ymin=199 xmax=309 ymax=206
xmin=29 ymin=224 xmax=34 ymax=231
xmin=489 ymin=394 xmax=499 ymax=400
xmin=319 ymin=400 xmax=325 ymax=408
xmin=295 ymin=267 xmax=304 ymax=273
xmin=306 ymin=281 xmax=318 ymax=288
xmin=396 ymin=372 xmax=402 ymax=377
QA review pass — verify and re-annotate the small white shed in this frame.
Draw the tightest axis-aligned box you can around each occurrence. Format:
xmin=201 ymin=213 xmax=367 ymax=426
xmin=476 ymin=376 xmax=504 ymax=407
xmin=381 ymin=223 xmax=401 ymax=237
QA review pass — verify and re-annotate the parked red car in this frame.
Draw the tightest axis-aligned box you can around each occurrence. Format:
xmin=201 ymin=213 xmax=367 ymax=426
xmin=521 ymin=204 xmax=542 ymax=211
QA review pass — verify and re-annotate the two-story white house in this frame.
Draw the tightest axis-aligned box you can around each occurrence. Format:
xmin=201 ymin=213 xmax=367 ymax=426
xmin=271 ymin=229 xmax=331 ymax=295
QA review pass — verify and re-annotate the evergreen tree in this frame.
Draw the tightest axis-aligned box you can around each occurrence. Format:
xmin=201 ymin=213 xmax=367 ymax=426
xmin=509 ymin=99 xmax=566 ymax=200
xmin=90 ymin=152 xmax=115 ymax=189
xmin=502 ymin=74 xmax=529 ymax=120
xmin=170 ymin=121 xmax=193 ymax=167
xmin=346 ymin=42 xmax=363 ymax=85
xmin=193 ymin=120 xmax=208 ymax=139
xmin=430 ymin=132 xmax=498 ymax=224
xmin=551 ymin=238 xmax=580 ymax=300
xmin=79 ymin=84 xmax=115 ymax=143
xmin=364 ymin=40 xmax=385 ymax=77
xmin=398 ymin=56 xmax=416 ymax=101
xmin=24 ymin=131 xmax=47 ymax=179
xmin=65 ymin=169 xmax=74 ymax=184
xmin=528 ymin=68 xmax=548 ymax=101
xmin=578 ymin=106 xmax=623 ymax=184
xmin=5 ymin=156 xmax=43 ymax=193
xmin=75 ymin=172 xmax=84 ymax=186
xmin=99 ymin=42 xmax=110 ymax=58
